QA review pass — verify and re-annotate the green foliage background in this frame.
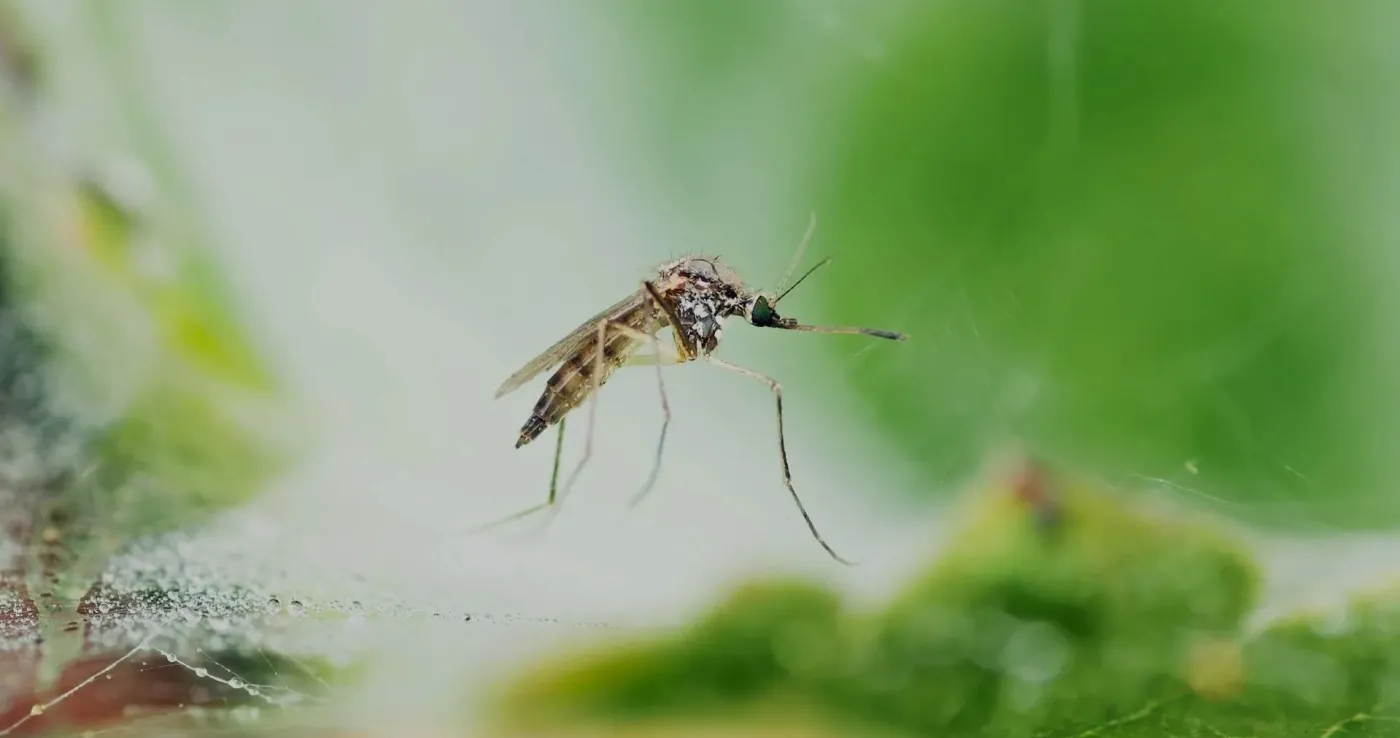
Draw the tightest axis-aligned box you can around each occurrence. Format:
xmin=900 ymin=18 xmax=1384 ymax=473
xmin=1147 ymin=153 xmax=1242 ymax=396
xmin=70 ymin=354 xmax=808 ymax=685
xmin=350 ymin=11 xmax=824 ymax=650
xmin=617 ymin=0 xmax=1400 ymax=529
xmin=809 ymin=1 xmax=1400 ymax=528
xmin=5 ymin=1 xmax=1400 ymax=736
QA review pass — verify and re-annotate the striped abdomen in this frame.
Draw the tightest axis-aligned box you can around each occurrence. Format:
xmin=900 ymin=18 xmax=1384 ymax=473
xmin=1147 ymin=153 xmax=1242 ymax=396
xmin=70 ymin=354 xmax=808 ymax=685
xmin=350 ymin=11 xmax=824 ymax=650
xmin=515 ymin=302 xmax=654 ymax=448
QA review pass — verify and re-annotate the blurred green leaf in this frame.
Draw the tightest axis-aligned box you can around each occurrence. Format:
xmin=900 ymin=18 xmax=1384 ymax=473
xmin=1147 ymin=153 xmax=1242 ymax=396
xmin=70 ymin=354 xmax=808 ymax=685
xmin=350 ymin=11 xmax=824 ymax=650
xmin=487 ymin=459 xmax=1372 ymax=737
xmin=806 ymin=1 xmax=1400 ymax=528
xmin=0 ymin=3 xmax=301 ymax=570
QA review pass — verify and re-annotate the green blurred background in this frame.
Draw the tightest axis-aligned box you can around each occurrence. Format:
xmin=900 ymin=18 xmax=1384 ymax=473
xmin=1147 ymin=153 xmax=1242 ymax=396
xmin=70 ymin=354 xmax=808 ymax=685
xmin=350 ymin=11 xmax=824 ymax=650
xmin=617 ymin=0 xmax=1400 ymax=529
xmin=5 ymin=0 xmax=1400 ymax=735
xmin=15 ymin=0 xmax=1400 ymax=533
xmin=808 ymin=1 xmax=1400 ymax=527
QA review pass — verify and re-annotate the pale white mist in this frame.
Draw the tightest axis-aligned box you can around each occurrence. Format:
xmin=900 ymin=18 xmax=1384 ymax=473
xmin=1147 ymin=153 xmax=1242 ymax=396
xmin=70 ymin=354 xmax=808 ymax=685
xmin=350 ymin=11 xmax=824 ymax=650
xmin=23 ymin=0 xmax=939 ymax=720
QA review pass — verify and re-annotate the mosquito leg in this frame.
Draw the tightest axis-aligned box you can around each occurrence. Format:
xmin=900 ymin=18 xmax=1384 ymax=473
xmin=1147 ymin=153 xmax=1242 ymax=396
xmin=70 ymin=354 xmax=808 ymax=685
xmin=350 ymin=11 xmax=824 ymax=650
xmin=549 ymin=413 xmax=566 ymax=502
xmin=544 ymin=319 xmax=612 ymax=528
xmin=557 ymin=316 xmax=679 ymax=509
xmin=466 ymin=320 xmax=611 ymax=537
xmin=460 ymin=417 xmax=567 ymax=535
xmin=573 ymin=314 xmax=680 ymax=510
xmin=628 ymin=292 xmax=672 ymax=508
xmin=545 ymin=320 xmax=676 ymax=520
xmin=637 ymin=292 xmax=670 ymax=509
xmin=470 ymin=314 xmax=674 ymax=538
xmin=704 ymin=356 xmax=856 ymax=566
xmin=621 ymin=349 xmax=682 ymax=367
xmin=620 ymin=348 xmax=681 ymax=508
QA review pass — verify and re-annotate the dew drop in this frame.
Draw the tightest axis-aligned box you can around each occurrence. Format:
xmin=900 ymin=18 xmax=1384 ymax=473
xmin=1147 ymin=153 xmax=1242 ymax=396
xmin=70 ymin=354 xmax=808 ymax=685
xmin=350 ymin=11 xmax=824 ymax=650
xmin=165 ymin=652 xmax=177 ymax=663
xmin=228 ymin=677 xmax=244 ymax=690
xmin=289 ymin=600 xmax=306 ymax=615
xmin=29 ymin=704 xmax=43 ymax=716
xmin=193 ymin=667 xmax=208 ymax=678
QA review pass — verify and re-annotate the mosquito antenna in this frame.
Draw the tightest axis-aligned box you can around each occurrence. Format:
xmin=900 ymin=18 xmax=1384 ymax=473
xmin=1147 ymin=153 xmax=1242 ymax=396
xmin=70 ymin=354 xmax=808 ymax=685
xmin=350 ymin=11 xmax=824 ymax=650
xmin=773 ymin=257 xmax=832 ymax=306
xmin=775 ymin=211 xmax=818 ymax=296
xmin=781 ymin=323 xmax=907 ymax=342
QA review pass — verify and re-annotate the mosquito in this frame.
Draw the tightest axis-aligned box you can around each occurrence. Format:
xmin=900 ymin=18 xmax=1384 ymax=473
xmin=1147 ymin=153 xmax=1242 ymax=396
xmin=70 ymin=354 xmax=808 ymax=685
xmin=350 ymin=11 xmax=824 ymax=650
xmin=482 ymin=216 xmax=907 ymax=564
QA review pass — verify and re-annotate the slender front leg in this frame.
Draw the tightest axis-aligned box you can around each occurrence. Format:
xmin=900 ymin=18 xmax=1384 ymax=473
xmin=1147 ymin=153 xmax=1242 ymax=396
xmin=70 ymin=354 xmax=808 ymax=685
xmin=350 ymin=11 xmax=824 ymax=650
xmin=704 ymin=356 xmax=855 ymax=566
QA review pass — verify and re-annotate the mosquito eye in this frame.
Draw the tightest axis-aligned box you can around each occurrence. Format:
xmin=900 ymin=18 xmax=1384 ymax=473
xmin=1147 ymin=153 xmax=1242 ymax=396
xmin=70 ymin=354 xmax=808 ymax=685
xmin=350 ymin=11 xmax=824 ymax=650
xmin=749 ymin=296 xmax=775 ymax=326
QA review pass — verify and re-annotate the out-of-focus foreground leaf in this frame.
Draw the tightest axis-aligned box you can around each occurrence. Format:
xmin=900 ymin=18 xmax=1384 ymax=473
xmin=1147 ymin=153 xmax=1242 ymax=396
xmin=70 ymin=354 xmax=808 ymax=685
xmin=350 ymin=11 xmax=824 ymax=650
xmin=0 ymin=5 xmax=323 ymax=734
xmin=0 ymin=0 xmax=300 ymax=583
xmin=801 ymin=1 xmax=1400 ymax=528
xmin=483 ymin=459 xmax=1400 ymax=736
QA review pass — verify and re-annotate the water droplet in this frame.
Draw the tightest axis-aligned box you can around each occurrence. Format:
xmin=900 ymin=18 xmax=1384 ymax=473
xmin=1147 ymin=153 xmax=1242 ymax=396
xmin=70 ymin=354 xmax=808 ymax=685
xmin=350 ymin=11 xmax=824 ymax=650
xmin=289 ymin=600 xmax=306 ymax=615
xmin=266 ymin=597 xmax=280 ymax=611
xmin=97 ymin=602 xmax=111 ymax=614
xmin=228 ymin=677 xmax=244 ymax=690
xmin=165 ymin=652 xmax=177 ymax=663
xmin=193 ymin=667 xmax=208 ymax=678
xmin=29 ymin=704 xmax=43 ymax=716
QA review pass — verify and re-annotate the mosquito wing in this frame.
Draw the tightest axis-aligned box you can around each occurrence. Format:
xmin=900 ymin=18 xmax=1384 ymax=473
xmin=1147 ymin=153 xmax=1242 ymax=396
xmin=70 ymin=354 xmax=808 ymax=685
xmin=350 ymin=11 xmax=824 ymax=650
xmin=493 ymin=289 xmax=651 ymax=399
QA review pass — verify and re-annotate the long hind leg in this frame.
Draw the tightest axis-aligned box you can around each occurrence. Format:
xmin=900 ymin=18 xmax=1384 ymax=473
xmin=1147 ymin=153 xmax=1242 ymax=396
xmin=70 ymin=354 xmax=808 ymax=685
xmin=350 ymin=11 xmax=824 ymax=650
xmin=469 ymin=314 xmax=677 ymax=535
xmin=465 ymin=319 xmax=611 ymax=535
xmin=533 ymin=320 xmax=679 ymax=524
xmin=462 ymin=417 xmax=567 ymax=534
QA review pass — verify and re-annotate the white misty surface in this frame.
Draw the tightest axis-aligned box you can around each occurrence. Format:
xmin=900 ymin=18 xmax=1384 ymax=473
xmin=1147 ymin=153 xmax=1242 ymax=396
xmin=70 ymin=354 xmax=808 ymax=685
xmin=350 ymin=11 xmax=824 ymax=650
xmin=16 ymin=0 xmax=940 ymax=723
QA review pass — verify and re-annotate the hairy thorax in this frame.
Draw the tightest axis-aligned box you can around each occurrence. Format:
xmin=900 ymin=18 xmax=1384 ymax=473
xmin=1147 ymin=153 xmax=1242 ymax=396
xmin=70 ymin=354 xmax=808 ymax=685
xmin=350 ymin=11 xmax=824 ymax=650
xmin=659 ymin=257 xmax=747 ymax=356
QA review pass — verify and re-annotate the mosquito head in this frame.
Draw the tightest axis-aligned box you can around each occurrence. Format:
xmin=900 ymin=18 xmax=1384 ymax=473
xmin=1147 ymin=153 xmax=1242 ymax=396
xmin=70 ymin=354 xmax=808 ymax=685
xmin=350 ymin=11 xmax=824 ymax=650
xmin=743 ymin=292 xmax=785 ymax=328
xmin=740 ymin=261 xmax=907 ymax=343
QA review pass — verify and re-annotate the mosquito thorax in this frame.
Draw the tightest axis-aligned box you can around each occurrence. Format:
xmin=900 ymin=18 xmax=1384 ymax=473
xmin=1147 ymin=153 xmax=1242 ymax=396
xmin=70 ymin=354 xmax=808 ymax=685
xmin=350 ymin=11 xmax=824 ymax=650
xmin=663 ymin=258 xmax=748 ymax=355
